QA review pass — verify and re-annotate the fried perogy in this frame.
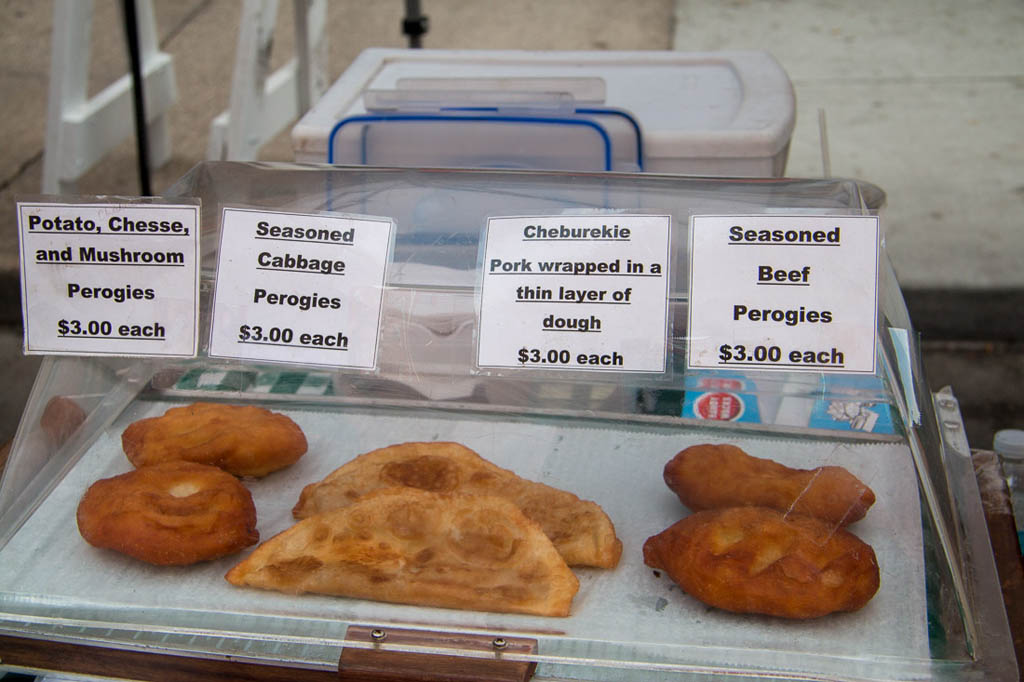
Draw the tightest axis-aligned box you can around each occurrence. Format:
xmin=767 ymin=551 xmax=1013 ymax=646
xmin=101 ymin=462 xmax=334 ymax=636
xmin=122 ymin=402 xmax=307 ymax=477
xmin=664 ymin=444 xmax=875 ymax=526
xmin=77 ymin=461 xmax=259 ymax=565
xmin=643 ymin=506 xmax=880 ymax=619
xmin=292 ymin=441 xmax=622 ymax=568
xmin=40 ymin=395 xmax=86 ymax=447
xmin=227 ymin=487 xmax=580 ymax=617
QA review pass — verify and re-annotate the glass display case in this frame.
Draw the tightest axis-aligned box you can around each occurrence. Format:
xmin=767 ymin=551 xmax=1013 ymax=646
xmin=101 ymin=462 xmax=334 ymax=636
xmin=0 ymin=163 xmax=1015 ymax=681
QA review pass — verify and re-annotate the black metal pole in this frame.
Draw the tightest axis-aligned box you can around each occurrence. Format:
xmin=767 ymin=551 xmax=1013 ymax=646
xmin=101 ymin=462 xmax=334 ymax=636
xmin=122 ymin=0 xmax=152 ymax=196
xmin=402 ymin=0 xmax=428 ymax=48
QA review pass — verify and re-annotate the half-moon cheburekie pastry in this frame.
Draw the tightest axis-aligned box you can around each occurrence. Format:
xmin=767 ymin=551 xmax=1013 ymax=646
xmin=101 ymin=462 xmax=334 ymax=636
xmin=77 ymin=461 xmax=259 ymax=565
xmin=643 ymin=506 xmax=880 ymax=619
xmin=122 ymin=402 xmax=307 ymax=477
xmin=227 ymin=487 xmax=580 ymax=617
xmin=292 ymin=441 xmax=622 ymax=568
xmin=664 ymin=443 xmax=876 ymax=526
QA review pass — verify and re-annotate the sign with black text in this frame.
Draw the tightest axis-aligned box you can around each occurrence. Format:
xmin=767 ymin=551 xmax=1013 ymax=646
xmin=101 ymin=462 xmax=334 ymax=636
xmin=477 ymin=214 xmax=672 ymax=373
xmin=208 ymin=207 xmax=392 ymax=369
xmin=687 ymin=215 xmax=879 ymax=374
xmin=18 ymin=200 xmax=200 ymax=357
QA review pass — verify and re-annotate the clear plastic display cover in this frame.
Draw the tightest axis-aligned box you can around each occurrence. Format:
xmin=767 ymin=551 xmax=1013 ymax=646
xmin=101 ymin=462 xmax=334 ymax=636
xmin=0 ymin=163 xmax=1015 ymax=681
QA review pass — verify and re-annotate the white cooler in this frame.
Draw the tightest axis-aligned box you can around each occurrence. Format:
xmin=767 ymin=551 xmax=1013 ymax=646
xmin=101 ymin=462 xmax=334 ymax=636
xmin=292 ymin=48 xmax=796 ymax=177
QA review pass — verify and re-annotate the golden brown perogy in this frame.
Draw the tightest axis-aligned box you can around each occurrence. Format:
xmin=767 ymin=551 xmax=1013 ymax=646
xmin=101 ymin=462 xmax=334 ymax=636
xmin=643 ymin=506 xmax=880 ymax=619
xmin=292 ymin=441 xmax=622 ymax=568
xmin=77 ymin=461 xmax=258 ymax=566
xmin=663 ymin=443 xmax=875 ymax=526
xmin=122 ymin=402 xmax=307 ymax=477
xmin=227 ymin=487 xmax=580 ymax=617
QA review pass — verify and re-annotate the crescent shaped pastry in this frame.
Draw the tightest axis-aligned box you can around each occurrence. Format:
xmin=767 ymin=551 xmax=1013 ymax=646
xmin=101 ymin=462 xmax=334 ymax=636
xmin=292 ymin=441 xmax=621 ymax=568
xmin=227 ymin=487 xmax=579 ymax=617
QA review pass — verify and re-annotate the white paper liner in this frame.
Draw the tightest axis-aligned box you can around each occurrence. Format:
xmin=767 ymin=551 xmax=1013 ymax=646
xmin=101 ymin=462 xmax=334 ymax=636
xmin=0 ymin=400 xmax=930 ymax=676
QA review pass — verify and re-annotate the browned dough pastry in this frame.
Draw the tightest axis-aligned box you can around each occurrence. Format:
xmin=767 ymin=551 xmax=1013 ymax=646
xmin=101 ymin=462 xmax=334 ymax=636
xmin=40 ymin=395 xmax=87 ymax=447
xmin=122 ymin=402 xmax=307 ymax=477
xmin=77 ymin=461 xmax=259 ymax=565
xmin=664 ymin=443 xmax=875 ymax=525
xmin=227 ymin=487 xmax=580 ymax=617
xmin=292 ymin=441 xmax=622 ymax=568
xmin=643 ymin=506 xmax=880 ymax=619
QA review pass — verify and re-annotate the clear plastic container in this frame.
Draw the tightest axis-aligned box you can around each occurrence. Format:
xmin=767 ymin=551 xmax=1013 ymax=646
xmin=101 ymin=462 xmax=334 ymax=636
xmin=292 ymin=49 xmax=796 ymax=176
xmin=330 ymin=88 xmax=645 ymax=171
xmin=0 ymin=163 xmax=1015 ymax=681
xmin=994 ymin=428 xmax=1024 ymax=554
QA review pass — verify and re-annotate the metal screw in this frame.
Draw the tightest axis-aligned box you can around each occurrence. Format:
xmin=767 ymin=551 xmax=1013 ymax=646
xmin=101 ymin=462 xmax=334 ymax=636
xmin=943 ymin=420 xmax=961 ymax=431
xmin=938 ymin=398 xmax=957 ymax=410
xmin=492 ymin=637 xmax=508 ymax=650
xmin=370 ymin=629 xmax=387 ymax=643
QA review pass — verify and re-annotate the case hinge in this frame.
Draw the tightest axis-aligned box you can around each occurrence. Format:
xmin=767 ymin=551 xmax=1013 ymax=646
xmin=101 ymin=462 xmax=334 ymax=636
xmin=338 ymin=625 xmax=537 ymax=682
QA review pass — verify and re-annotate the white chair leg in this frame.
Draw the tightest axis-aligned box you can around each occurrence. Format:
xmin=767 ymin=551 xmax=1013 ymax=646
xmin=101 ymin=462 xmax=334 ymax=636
xmin=208 ymin=0 xmax=328 ymax=162
xmin=41 ymin=0 xmax=176 ymax=194
xmin=42 ymin=0 xmax=92 ymax=194
xmin=294 ymin=0 xmax=329 ymax=113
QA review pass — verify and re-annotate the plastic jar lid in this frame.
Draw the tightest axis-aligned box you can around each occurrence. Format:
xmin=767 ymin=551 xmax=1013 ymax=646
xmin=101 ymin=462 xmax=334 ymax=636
xmin=993 ymin=429 xmax=1024 ymax=460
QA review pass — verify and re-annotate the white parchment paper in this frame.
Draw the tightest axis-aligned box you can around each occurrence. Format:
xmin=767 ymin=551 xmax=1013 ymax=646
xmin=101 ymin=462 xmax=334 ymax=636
xmin=0 ymin=400 xmax=929 ymax=672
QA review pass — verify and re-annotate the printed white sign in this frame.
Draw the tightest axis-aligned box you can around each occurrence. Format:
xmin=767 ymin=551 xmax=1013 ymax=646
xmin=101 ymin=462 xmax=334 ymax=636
xmin=477 ymin=214 xmax=671 ymax=373
xmin=18 ymin=201 xmax=200 ymax=357
xmin=208 ymin=207 xmax=392 ymax=369
xmin=687 ymin=215 xmax=879 ymax=373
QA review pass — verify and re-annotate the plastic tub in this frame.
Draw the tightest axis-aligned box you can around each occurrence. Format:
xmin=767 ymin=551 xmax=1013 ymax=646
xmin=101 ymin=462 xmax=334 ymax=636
xmin=292 ymin=49 xmax=796 ymax=176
